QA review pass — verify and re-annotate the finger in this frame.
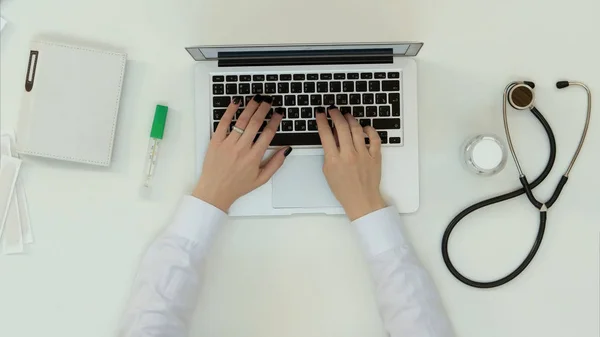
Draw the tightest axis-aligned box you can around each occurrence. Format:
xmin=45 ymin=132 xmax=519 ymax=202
xmin=253 ymin=109 xmax=284 ymax=153
xmin=364 ymin=126 xmax=381 ymax=157
xmin=345 ymin=113 xmax=366 ymax=152
xmin=239 ymin=96 xmax=273 ymax=146
xmin=315 ymin=107 xmax=338 ymax=154
xmin=327 ymin=106 xmax=353 ymax=151
xmin=256 ymin=147 xmax=293 ymax=185
xmin=214 ymin=98 xmax=241 ymax=140
xmin=228 ymin=94 xmax=263 ymax=142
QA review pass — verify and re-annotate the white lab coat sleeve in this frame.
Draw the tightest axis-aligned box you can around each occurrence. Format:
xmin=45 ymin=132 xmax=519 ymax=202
xmin=119 ymin=195 xmax=227 ymax=337
xmin=353 ymin=207 xmax=455 ymax=337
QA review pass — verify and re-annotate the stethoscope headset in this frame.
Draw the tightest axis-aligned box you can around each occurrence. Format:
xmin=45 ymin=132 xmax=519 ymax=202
xmin=441 ymin=80 xmax=592 ymax=288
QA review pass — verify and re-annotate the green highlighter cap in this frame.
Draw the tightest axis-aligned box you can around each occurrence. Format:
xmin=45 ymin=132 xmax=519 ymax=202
xmin=150 ymin=105 xmax=168 ymax=139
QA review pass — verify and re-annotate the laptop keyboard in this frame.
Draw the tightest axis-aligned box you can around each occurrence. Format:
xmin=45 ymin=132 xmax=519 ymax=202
xmin=210 ymin=71 xmax=403 ymax=146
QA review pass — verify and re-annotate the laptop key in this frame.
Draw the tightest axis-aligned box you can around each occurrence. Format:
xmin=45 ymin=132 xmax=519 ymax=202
xmin=213 ymin=109 xmax=226 ymax=120
xmin=239 ymin=83 xmax=251 ymax=94
xmin=213 ymin=84 xmax=224 ymax=95
xmin=301 ymin=108 xmax=312 ymax=119
xmin=361 ymin=73 xmax=373 ymax=79
xmin=373 ymin=118 xmax=400 ymax=129
xmin=293 ymin=74 xmax=305 ymax=80
xmin=233 ymin=96 xmax=244 ymax=107
xmin=213 ymin=96 xmax=230 ymax=107
xmin=277 ymin=82 xmax=289 ymax=94
xmin=330 ymin=81 xmax=342 ymax=93
xmin=377 ymin=131 xmax=388 ymax=144
xmin=274 ymin=107 xmax=285 ymax=118
xmin=369 ymin=81 xmax=381 ymax=92
xmin=270 ymin=132 xmax=322 ymax=146
xmin=363 ymin=93 xmax=374 ymax=104
xmin=280 ymin=74 xmax=292 ymax=81
xmin=288 ymin=108 xmax=300 ymax=118
xmin=304 ymin=82 xmax=316 ymax=93
xmin=213 ymin=75 xmax=224 ymax=82
xmin=379 ymin=106 xmax=391 ymax=117
xmin=307 ymin=74 xmax=319 ymax=80
xmin=317 ymin=82 xmax=329 ymax=93
xmin=213 ymin=122 xmax=219 ymax=131
xmin=366 ymin=106 xmax=378 ymax=117
xmin=282 ymin=120 xmax=294 ymax=131
xmin=324 ymin=94 xmax=335 ymax=105
xmin=252 ymin=83 xmax=263 ymax=94
xmin=350 ymin=94 xmax=361 ymax=105
xmin=272 ymin=95 xmax=283 ymax=106
xmin=376 ymin=93 xmax=387 ymax=104
xmin=334 ymin=73 xmax=346 ymax=80
xmin=291 ymin=82 xmax=303 ymax=93
xmin=253 ymin=75 xmax=265 ymax=81
xmin=392 ymin=102 xmax=401 ymax=116
xmin=356 ymin=81 xmax=368 ymax=92
xmin=226 ymin=84 xmax=237 ymax=95
xmin=389 ymin=92 xmax=400 ymax=103
xmin=294 ymin=120 xmax=307 ymax=131
xmin=336 ymin=94 xmax=348 ymax=105
xmin=298 ymin=95 xmax=310 ymax=106
xmin=389 ymin=137 xmax=401 ymax=144
xmin=284 ymin=95 xmax=296 ymax=106
xmin=226 ymin=75 xmax=238 ymax=82
xmin=320 ymin=73 xmax=332 ymax=80
xmin=388 ymin=72 xmax=400 ymax=79
xmin=240 ymin=75 xmax=251 ymax=81
xmin=348 ymin=73 xmax=359 ymax=79
xmin=267 ymin=74 xmax=278 ymax=81
xmin=340 ymin=106 xmax=351 ymax=114
xmin=353 ymin=106 xmax=365 ymax=117
xmin=382 ymin=80 xmax=400 ymax=91
xmin=308 ymin=120 xmax=318 ymax=131
xmin=375 ymin=72 xmax=386 ymax=79
xmin=342 ymin=81 xmax=354 ymax=93
xmin=359 ymin=119 xmax=371 ymax=127
xmin=265 ymin=83 xmax=277 ymax=94
xmin=310 ymin=94 xmax=322 ymax=106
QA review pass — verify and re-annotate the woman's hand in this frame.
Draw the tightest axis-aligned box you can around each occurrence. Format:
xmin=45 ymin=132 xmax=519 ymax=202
xmin=316 ymin=106 xmax=386 ymax=221
xmin=193 ymin=95 xmax=292 ymax=212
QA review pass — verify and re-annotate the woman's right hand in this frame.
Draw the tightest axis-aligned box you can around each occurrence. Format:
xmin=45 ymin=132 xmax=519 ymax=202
xmin=315 ymin=106 xmax=387 ymax=221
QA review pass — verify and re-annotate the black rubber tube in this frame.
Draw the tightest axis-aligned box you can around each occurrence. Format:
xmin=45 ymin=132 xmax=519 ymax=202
xmin=441 ymin=106 xmax=557 ymax=288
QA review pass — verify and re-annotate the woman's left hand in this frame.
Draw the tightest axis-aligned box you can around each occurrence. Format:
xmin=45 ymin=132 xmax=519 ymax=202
xmin=192 ymin=95 xmax=292 ymax=212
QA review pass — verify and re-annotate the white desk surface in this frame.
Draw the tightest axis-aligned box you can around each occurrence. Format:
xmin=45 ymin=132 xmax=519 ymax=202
xmin=1 ymin=0 xmax=599 ymax=336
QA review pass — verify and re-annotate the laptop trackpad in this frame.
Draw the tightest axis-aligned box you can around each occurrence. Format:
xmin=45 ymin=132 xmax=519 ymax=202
xmin=272 ymin=155 xmax=340 ymax=209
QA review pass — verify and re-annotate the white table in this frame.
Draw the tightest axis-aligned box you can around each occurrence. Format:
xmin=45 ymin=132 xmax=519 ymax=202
xmin=1 ymin=0 xmax=599 ymax=336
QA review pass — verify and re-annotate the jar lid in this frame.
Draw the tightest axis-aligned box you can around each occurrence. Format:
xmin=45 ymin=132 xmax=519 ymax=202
xmin=472 ymin=138 xmax=504 ymax=171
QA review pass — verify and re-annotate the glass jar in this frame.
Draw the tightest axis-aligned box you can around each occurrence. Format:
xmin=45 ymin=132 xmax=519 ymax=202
xmin=463 ymin=134 xmax=507 ymax=176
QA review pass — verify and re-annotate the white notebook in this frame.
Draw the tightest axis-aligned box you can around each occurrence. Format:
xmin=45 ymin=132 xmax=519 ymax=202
xmin=16 ymin=40 xmax=127 ymax=166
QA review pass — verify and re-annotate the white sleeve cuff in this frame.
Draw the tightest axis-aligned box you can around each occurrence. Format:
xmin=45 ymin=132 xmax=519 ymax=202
xmin=166 ymin=195 xmax=228 ymax=243
xmin=352 ymin=206 xmax=407 ymax=257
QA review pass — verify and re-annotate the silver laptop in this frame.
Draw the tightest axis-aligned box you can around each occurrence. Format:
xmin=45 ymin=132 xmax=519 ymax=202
xmin=186 ymin=43 xmax=422 ymax=216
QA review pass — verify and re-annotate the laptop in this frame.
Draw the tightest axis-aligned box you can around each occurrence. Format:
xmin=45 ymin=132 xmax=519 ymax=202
xmin=186 ymin=43 xmax=422 ymax=216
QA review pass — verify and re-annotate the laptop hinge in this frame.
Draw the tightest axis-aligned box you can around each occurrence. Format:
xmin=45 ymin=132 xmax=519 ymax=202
xmin=217 ymin=48 xmax=394 ymax=67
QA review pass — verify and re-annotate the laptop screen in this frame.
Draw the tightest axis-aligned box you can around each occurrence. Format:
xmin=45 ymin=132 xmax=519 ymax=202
xmin=185 ymin=42 xmax=423 ymax=61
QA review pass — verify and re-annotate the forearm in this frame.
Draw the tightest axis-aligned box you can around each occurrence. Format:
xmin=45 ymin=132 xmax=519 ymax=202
xmin=119 ymin=196 xmax=226 ymax=337
xmin=353 ymin=207 xmax=454 ymax=337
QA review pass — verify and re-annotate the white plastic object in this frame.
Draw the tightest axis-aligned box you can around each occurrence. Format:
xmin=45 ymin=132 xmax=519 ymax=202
xmin=463 ymin=134 xmax=507 ymax=176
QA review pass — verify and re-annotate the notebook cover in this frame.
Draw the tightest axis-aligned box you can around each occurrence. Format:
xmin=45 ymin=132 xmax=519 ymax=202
xmin=16 ymin=40 xmax=127 ymax=166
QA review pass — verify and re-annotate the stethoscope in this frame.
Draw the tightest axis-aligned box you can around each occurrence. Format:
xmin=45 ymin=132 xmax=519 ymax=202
xmin=441 ymin=80 xmax=592 ymax=288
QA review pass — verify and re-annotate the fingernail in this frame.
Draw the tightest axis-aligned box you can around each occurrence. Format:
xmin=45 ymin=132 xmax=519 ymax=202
xmin=232 ymin=97 xmax=241 ymax=104
xmin=253 ymin=94 xmax=264 ymax=103
xmin=284 ymin=147 xmax=293 ymax=157
xmin=315 ymin=107 xmax=325 ymax=114
xmin=262 ymin=95 xmax=273 ymax=104
xmin=274 ymin=107 xmax=284 ymax=115
xmin=327 ymin=104 xmax=337 ymax=111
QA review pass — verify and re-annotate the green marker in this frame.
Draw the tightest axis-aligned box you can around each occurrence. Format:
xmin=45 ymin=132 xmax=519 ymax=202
xmin=144 ymin=105 xmax=168 ymax=188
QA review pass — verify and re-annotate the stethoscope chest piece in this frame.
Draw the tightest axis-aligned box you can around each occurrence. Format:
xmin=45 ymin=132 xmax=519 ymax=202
xmin=508 ymin=83 xmax=535 ymax=110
